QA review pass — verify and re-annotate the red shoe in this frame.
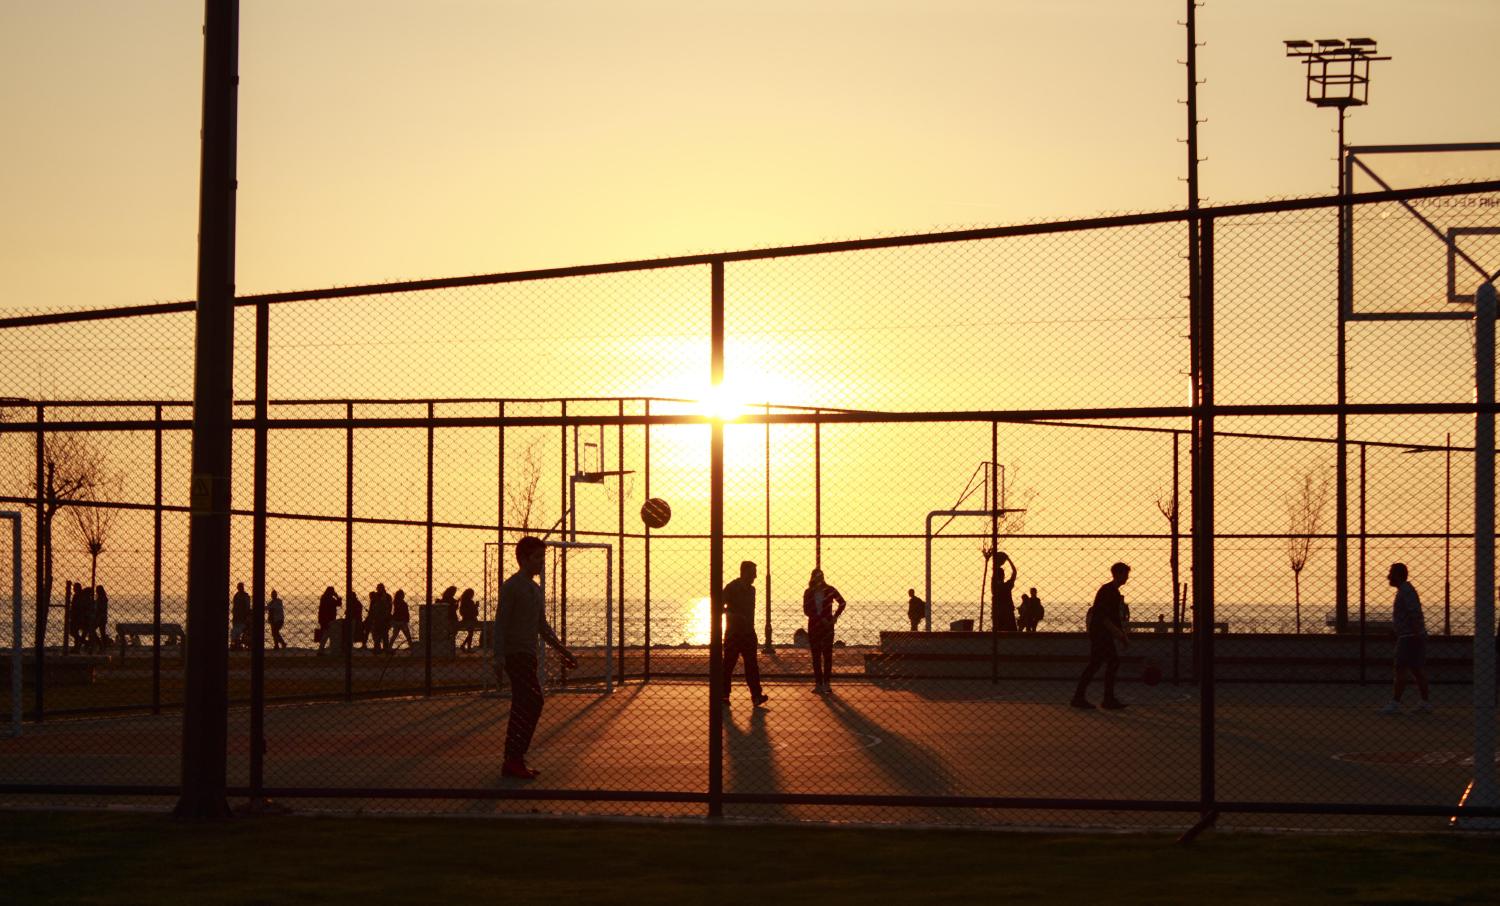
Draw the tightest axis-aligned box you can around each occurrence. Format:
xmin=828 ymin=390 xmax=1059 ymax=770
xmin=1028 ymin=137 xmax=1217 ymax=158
xmin=501 ymin=760 xmax=540 ymax=779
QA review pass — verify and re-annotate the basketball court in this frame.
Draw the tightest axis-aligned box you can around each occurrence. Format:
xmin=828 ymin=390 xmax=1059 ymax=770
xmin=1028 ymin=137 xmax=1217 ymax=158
xmin=2 ymin=675 xmax=1490 ymax=831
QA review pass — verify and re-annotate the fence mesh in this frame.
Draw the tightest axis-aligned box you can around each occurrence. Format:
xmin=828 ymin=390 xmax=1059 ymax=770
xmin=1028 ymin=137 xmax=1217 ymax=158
xmin=3 ymin=180 xmax=1500 ymax=828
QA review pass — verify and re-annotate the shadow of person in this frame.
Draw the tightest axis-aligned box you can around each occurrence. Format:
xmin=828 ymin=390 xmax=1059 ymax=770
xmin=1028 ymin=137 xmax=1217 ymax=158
xmin=820 ymin=693 xmax=960 ymax=800
xmin=723 ymin=705 xmax=789 ymax=820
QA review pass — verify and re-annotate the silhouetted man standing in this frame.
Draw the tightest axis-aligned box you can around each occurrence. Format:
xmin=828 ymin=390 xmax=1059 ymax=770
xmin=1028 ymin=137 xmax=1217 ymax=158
xmin=494 ymin=536 xmax=577 ymax=779
xmin=1071 ymin=562 xmax=1131 ymax=710
xmin=907 ymin=588 xmax=926 ymax=632
xmin=721 ymin=561 xmax=769 ymax=707
xmin=1381 ymin=562 xmax=1432 ymax=714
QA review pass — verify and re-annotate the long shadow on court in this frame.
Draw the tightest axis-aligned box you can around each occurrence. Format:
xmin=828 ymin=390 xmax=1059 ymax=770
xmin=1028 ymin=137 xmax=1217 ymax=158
xmin=819 ymin=694 xmax=961 ymax=799
xmin=724 ymin=705 xmax=789 ymax=821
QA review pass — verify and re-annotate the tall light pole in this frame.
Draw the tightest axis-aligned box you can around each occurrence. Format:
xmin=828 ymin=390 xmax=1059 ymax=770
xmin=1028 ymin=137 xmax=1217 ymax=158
xmin=1284 ymin=37 xmax=1389 ymax=634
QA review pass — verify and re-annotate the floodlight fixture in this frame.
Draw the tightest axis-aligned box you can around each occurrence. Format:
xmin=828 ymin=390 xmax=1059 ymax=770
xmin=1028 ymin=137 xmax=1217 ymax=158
xmin=1283 ymin=35 xmax=1390 ymax=109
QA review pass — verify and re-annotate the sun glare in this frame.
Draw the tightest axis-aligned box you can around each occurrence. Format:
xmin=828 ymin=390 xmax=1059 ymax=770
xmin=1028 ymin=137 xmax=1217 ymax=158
xmin=698 ymin=383 xmax=752 ymax=422
xmin=684 ymin=596 xmax=717 ymax=645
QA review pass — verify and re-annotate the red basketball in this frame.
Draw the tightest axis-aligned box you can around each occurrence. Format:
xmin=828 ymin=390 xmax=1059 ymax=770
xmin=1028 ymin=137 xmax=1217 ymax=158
xmin=1141 ymin=662 xmax=1163 ymax=687
xmin=640 ymin=497 xmax=672 ymax=529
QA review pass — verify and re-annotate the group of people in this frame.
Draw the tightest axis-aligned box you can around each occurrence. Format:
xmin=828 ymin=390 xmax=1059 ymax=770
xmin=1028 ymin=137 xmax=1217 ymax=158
xmin=988 ymin=552 xmax=1045 ymax=633
xmin=227 ymin=580 xmax=491 ymax=654
xmin=229 ymin=583 xmax=287 ymax=650
xmin=64 ymin=580 xmax=110 ymax=653
xmin=316 ymin=584 xmax=414 ymax=654
xmin=488 ymin=540 xmax=1443 ymax=781
xmin=717 ymin=562 xmax=849 ymax=701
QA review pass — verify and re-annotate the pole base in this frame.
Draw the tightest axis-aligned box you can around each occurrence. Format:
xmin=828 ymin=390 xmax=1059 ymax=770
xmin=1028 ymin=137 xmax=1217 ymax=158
xmin=1451 ymin=780 xmax=1500 ymax=830
xmin=1177 ymin=810 xmax=1218 ymax=845
xmin=234 ymin=796 xmax=292 ymax=817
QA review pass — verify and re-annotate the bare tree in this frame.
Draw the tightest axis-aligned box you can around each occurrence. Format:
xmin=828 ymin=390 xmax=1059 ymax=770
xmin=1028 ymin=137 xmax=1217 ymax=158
xmin=21 ymin=432 xmax=112 ymax=647
xmin=1156 ymin=485 xmax=1183 ymax=628
xmin=1285 ymin=470 xmax=1332 ymax=634
xmin=505 ymin=439 xmax=545 ymax=543
xmin=67 ymin=473 xmax=121 ymax=593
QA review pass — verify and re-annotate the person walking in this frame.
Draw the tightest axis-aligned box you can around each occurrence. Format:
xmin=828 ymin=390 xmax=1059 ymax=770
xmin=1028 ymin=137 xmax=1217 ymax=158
xmin=721 ymin=561 xmax=769 ymax=707
xmin=992 ymin=552 xmax=1018 ymax=632
xmin=317 ymin=586 xmax=340 ymax=654
xmin=367 ymin=583 xmax=393 ymax=653
xmin=1381 ymin=562 xmax=1432 ymax=714
xmin=389 ymin=589 xmax=412 ymax=649
xmin=230 ymin=582 xmax=251 ymax=651
xmin=493 ymin=536 xmax=576 ymax=779
xmin=802 ymin=568 xmax=846 ymax=694
xmin=267 ymin=590 xmax=286 ymax=650
xmin=1071 ymin=562 xmax=1131 ymax=710
xmin=907 ymin=588 xmax=927 ymax=632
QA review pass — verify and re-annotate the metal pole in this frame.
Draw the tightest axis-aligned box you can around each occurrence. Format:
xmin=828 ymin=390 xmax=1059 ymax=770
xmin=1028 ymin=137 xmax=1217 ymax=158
xmin=709 ymin=261 xmax=726 ymax=819
xmin=1192 ymin=216 xmax=1217 ymax=830
xmin=344 ymin=402 xmax=354 ymax=703
xmin=1171 ymin=430 xmax=1181 ymax=684
xmin=764 ymin=402 xmax=773 ymax=653
xmin=924 ymin=513 xmax=934 ymax=632
xmin=990 ymin=422 xmax=999 ymax=560
xmin=153 ymin=406 xmax=163 ymax=714
xmin=33 ymin=405 xmax=43 ymax=722
xmin=560 ymin=403 xmax=568 ymax=657
xmin=7 ymin=513 xmax=20 ymax=738
xmin=1344 ymin=106 xmax=1356 ymax=633
xmin=644 ymin=399 xmax=652 ymax=682
xmin=3 ymin=512 xmax=19 ymax=734
xmin=424 ymin=401 xmax=434 ymax=697
xmin=176 ymin=0 xmax=239 ymax=821
xmin=504 ymin=399 xmax=510 ymax=627
xmin=249 ymin=295 xmax=268 ymax=801
xmin=1445 ymin=430 xmax=1452 ymax=636
xmin=1461 ymin=281 xmax=1498 ymax=825
xmin=1358 ymin=443 xmax=1367 ymax=683
xmin=814 ymin=411 xmax=822 ymax=570
xmin=617 ymin=399 xmax=625 ymax=687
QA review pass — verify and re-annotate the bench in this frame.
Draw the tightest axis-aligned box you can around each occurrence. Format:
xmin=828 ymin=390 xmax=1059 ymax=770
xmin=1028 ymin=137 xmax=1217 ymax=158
xmin=116 ymin=622 xmax=186 ymax=659
xmin=1126 ymin=620 xmax=1227 ymax=634
xmin=1326 ymin=616 xmax=1396 ymax=634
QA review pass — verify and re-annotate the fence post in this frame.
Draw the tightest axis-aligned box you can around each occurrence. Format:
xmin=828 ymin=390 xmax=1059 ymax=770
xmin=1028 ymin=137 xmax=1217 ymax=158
xmin=175 ymin=0 xmax=238 ymax=822
xmin=643 ymin=399 xmax=652 ymax=683
xmin=708 ymin=261 xmax=725 ymax=819
xmin=1189 ymin=216 xmax=1217 ymax=836
xmin=32 ymin=404 xmax=43 ymax=722
xmin=1460 ymin=281 xmax=1498 ymax=826
xmin=1358 ymin=443 xmax=1367 ymax=683
xmin=763 ymin=402 xmax=773 ymax=653
xmin=425 ymin=401 xmax=434 ymax=697
xmin=248 ymin=296 xmax=268 ymax=803
xmin=344 ymin=402 xmax=354 ymax=703
xmin=153 ymin=405 xmax=163 ymax=714
xmin=618 ymin=399 xmax=626 ymax=687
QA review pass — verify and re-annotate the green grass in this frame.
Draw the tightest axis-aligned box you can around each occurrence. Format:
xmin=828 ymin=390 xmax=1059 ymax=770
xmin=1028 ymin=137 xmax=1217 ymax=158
xmin=2 ymin=810 xmax=1498 ymax=904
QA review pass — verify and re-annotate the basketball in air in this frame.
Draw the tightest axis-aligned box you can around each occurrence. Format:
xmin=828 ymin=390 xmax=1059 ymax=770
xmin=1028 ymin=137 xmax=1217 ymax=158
xmin=1141 ymin=661 xmax=1163 ymax=687
xmin=640 ymin=497 xmax=672 ymax=529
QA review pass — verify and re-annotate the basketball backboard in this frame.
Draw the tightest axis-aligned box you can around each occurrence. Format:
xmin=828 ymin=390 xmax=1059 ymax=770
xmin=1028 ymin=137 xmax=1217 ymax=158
xmin=1347 ymin=143 xmax=1500 ymax=315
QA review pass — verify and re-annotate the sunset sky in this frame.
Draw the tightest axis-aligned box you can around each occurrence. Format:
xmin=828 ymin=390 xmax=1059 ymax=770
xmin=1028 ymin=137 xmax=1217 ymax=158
xmin=2 ymin=2 xmax=1497 ymax=634
xmin=2 ymin=0 xmax=1497 ymax=314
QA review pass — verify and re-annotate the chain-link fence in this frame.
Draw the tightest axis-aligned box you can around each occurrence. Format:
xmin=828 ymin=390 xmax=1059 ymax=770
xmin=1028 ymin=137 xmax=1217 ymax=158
xmin=3 ymin=179 xmax=1500 ymax=829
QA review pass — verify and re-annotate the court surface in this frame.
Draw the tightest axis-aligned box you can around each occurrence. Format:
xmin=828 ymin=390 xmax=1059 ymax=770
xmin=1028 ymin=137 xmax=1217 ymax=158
xmin=2 ymin=677 xmax=1492 ymax=831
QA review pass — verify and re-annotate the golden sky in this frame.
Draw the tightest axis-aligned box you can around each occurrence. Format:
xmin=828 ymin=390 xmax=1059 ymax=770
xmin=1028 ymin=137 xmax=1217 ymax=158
xmin=2 ymin=0 xmax=1497 ymax=313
